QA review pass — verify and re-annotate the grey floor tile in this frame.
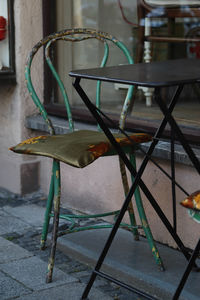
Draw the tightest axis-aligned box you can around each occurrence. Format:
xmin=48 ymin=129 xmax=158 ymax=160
xmin=3 ymin=205 xmax=46 ymax=228
xmin=0 ymin=270 xmax=30 ymax=299
xmin=0 ymin=214 xmax=31 ymax=235
xmin=16 ymin=282 xmax=113 ymax=300
xmin=0 ymin=237 xmax=32 ymax=263
xmin=0 ymin=256 xmax=78 ymax=291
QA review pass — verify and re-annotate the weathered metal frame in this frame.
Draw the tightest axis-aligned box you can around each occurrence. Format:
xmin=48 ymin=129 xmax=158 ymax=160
xmin=24 ymin=28 xmax=164 ymax=283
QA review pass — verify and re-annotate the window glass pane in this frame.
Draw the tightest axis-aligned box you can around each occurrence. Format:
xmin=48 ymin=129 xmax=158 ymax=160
xmin=55 ymin=1 xmax=200 ymax=135
xmin=56 ymin=0 xmax=135 ymax=109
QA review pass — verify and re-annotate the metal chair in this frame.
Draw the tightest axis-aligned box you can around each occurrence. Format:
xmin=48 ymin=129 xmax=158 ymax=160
xmin=137 ymin=0 xmax=200 ymax=106
xmin=173 ymin=190 xmax=200 ymax=299
xmin=10 ymin=28 xmax=164 ymax=283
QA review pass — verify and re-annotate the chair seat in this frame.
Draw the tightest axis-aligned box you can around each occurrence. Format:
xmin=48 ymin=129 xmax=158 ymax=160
xmin=10 ymin=130 xmax=152 ymax=168
xmin=180 ymin=190 xmax=200 ymax=223
xmin=180 ymin=190 xmax=200 ymax=210
xmin=145 ymin=0 xmax=200 ymax=7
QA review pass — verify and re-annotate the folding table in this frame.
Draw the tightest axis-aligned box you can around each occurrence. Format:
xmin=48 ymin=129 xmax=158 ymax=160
xmin=69 ymin=58 xmax=200 ymax=300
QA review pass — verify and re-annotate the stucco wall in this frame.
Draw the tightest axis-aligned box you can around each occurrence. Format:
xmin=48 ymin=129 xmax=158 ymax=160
xmin=0 ymin=0 xmax=43 ymax=193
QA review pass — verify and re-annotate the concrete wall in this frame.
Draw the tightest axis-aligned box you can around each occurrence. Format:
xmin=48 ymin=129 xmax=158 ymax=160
xmin=0 ymin=0 xmax=43 ymax=194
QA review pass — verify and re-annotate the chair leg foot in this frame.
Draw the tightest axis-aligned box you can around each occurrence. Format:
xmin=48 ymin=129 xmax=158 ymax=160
xmin=46 ymin=257 xmax=54 ymax=283
xmin=134 ymin=234 xmax=140 ymax=241
xmin=40 ymin=239 xmax=47 ymax=250
xmin=159 ymin=265 xmax=165 ymax=272
xmin=46 ymin=207 xmax=59 ymax=283
xmin=46 ymin=268 xmax=53 ymax=283
xmin=46 ymin=239 xmax=57 ymax=283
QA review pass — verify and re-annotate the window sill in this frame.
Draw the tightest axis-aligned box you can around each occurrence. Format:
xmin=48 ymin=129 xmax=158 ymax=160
xmin=26 ymin=114 xmax=200 ymax=167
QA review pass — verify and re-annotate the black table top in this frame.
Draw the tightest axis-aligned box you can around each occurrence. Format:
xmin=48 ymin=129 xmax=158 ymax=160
xmin=69 ymin=58 xmax=200 ymax=88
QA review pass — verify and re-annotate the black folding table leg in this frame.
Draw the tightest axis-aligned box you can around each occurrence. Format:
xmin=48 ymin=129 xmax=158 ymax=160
xmin=73 ymin=79 xmax=191 ymax=262
xmin=171 ymin=127 xmax=177 ymax=232
xmin=173 ymin=239 xmax=200 ymax=300
xmin=154 ymin=87 xmax=200 ymax=175
xmin=73 ymin=80 xmax=195 ymax=299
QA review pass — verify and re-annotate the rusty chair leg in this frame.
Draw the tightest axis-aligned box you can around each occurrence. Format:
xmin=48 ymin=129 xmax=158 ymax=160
xmin=46 ymin=160 xmax=61 ymax=283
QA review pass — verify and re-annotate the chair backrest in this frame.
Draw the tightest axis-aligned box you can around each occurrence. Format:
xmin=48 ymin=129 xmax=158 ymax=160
xmin=25 ymin=28 xmax=134 ymax=135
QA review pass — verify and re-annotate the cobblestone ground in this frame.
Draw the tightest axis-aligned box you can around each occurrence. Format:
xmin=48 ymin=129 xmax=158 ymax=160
xmin=0 ymin=188 xmax=146 ymax=300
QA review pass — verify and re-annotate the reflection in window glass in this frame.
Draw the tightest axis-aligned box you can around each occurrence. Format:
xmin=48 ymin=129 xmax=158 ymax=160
xmin=56 ymin=0 xmax=135 ymax=109
xmin=55 ymin=1 xmax=200 ymax=135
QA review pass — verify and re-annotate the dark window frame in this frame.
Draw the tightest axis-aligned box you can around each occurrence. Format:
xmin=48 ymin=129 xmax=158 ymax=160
xmin=42 ymin=0 xmax=200 ymax=145
xmin=0 ymin=0 xmax=15 ymax=81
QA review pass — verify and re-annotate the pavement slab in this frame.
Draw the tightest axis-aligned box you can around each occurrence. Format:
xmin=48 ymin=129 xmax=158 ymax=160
xmin=0 ymin=213 xmax=31 ymax=235
xmin=14 ymin=282 xmax=113 ymax=300
xmin=0 ymin=237 xmax=32 ymax=263
xmin=0 ymin=256 xmax=78 ymax=291
xmin=0 ymin=270 xmax=31 ymax=299
xmin=3 ymin=204 xmax=46 ymax=229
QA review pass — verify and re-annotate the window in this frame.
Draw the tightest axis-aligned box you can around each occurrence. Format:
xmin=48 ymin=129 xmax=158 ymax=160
xmin=0 ymin=0 xmax=15 ymax=80
xmin=43 ymin=0 xmax=200 ymax=144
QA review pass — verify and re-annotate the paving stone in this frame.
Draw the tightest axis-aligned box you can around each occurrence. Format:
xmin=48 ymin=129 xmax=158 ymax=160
xmin=0 ymin=270 xmax=30 ymax=299
xmin=0 ymin=188 xmax=19 ymax=200
xmin=3 ymin=204 xmax=46 ymax=228
xmin=0 ymin=214 xmax=31 ymax=235
xmin=3 ymin=204 xmax=67 ymax=229
xmin=72 ymin=270 xmax=92 ymax=279
xmin=0 ymin=256 xmax=78 ymax=291
xmin=15 ymin=282 xmax=113 ymax=300
xmin=0 ymin=237 xmax=32 ymax=263
xmin=0 ymin=210 xmax=10 ymax=216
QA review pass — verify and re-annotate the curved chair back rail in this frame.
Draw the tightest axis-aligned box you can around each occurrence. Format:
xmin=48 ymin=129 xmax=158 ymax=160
xmin=25 ymin=28 xmax=134 ymax=135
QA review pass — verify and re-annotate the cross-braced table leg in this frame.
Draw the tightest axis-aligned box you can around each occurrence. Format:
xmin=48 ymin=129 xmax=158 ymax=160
xmin=73 ymin=79 xmax=195 ymax=299
xmin=154 ymin=87 xmax=200 ymax=175
xmin=173 ymin=239 xmax=200 ymax=300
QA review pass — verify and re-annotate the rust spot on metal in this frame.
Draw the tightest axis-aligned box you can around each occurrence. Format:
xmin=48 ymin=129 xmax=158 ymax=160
xmin=115 ymin=133 xmax=152 ymax=145
xmin=142 ymin=219 xmax=148 ymax=228
xmin=47 ymin=258 xmax=54 ymax=271
xmin=88 ymin=142 xmax=110 ymax=158
xmin=17 ymin=136 xmax=47 ymax=146
xmin=55 ymin=170 xmax=59 ymax=179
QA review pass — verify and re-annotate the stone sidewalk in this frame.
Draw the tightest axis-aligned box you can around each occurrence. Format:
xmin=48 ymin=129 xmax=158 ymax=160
xmin=0 ymin=189 xmax=145 ymax=300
